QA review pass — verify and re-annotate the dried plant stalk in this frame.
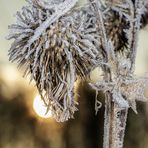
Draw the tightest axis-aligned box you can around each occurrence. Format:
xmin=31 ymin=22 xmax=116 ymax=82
xmin=89 ymin=0 xmax=148 ymax=148
xmin=104 ymin=98 xmax=128 ymax=148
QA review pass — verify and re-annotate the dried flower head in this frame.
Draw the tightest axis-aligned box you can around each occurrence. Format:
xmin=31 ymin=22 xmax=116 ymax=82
xmin=7 ymin=0 xmax=102 ymax=122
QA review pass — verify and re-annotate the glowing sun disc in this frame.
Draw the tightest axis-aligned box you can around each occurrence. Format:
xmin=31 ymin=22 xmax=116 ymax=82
xmin=33 ymin=95 xmax=52 ymax=118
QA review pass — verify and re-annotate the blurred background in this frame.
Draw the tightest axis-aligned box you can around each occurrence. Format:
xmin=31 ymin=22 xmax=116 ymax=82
xmin=0 ymin=0 xmax=148 ymax=148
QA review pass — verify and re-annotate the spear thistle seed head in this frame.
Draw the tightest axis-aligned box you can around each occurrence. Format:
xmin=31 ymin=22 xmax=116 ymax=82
xmin=7 ymin=0 xmax=100 ymax=122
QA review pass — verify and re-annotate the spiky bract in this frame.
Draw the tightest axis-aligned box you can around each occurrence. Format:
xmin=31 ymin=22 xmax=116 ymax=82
xmin=8 ymin=0 xmax=101 ymax=122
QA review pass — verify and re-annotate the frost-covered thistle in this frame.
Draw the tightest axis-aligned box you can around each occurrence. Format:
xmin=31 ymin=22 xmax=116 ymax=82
xmin=8 ymin=0 xmax=148 ymax=147
xmin=8 ymin=0 xmax=103 ymax=122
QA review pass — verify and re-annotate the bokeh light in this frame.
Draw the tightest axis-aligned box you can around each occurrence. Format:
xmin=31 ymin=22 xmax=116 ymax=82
xmin=33 ymin=95 xmax=52 ymax=119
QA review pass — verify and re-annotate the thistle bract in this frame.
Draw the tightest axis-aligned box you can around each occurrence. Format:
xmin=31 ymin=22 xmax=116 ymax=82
xmin=8 ymin=0 xmax=101 ymax=122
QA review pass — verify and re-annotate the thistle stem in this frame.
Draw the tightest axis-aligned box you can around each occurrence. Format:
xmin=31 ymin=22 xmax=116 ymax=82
xmin=103 ymin=94 xmax=128 ymax=148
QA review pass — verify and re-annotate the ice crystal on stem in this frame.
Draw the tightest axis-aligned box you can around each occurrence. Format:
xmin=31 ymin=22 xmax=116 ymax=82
xmin=90 ymin=64 xmax=148 ymax=113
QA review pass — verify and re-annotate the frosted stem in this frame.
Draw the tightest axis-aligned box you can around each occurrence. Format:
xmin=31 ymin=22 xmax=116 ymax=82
xmin=103 ymin=93 xmax=128 ymax=148
xmin=103 ymin=93 xmax=111 ymax=148
xmin=88 ymin=1 xmax=129 ymax=147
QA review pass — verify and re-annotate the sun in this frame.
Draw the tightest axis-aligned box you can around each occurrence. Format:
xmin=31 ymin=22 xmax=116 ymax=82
xmin=33 ymin=95 xmax=52 ymax=118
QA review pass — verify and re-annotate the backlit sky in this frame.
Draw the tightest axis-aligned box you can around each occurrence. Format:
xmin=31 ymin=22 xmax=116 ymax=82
xmin=0 ymin=0 xmax=25 ymax=63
